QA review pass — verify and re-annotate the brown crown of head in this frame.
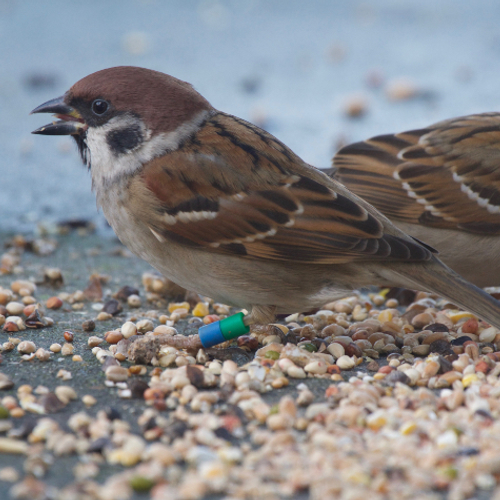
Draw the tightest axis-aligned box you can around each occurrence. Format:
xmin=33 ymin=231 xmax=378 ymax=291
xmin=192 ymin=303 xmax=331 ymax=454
xmin=66 ymin=66 xmax=213 ymax=134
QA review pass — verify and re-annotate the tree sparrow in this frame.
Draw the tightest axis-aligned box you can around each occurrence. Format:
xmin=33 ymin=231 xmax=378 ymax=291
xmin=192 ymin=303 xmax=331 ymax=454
xmin=31 ymin=67 xmax=500 ymax=327
xmin=332 ymin=113 xmax=500 ymax=288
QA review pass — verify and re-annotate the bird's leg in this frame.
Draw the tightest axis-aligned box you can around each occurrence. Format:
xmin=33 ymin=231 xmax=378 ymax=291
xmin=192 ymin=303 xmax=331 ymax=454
xmin=247 ymin=305 xmax=279 ymax=337
xmin=249 ymin=305 xmax=277 ymax=325
xmin=174 ymin=305 xmax=279 ymax=350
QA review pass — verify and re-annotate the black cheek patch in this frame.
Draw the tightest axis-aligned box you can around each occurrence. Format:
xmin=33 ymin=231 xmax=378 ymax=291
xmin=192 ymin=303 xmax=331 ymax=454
xmin=106 ymin=126 xmax=143 ymax=154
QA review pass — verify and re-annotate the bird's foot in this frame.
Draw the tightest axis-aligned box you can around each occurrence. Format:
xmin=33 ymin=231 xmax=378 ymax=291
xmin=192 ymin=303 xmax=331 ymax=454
xmin=248 ymin=305 xmax=277 ymax=325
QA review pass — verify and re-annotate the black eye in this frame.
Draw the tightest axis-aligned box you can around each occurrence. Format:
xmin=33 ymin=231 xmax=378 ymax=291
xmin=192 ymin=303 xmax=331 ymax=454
xmin=92 ymin=99 xmax=109 ymax=115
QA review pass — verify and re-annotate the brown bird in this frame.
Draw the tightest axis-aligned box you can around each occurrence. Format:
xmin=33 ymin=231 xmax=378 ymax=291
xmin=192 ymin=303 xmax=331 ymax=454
xmin=332 ymin=113 xmax=500 ymax=288
xmin=31 ymin=67 xmax=500 ymax=328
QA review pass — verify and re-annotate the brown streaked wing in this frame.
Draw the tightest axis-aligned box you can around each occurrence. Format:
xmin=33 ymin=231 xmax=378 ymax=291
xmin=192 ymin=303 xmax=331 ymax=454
xmin=333 ymin=131 xmax=430 ymax=224
xmin=139 ymin=113 xmax=433 ymax=264
xmin=334 ymin=113 xmax=500 ymax=235
xmin=397 ymin=113 xmax=500 ymax=233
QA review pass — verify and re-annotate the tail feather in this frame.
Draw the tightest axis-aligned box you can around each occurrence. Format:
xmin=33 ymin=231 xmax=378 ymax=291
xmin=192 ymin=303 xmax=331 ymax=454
xmin=395 ymin=258 xmax=500 ymax=329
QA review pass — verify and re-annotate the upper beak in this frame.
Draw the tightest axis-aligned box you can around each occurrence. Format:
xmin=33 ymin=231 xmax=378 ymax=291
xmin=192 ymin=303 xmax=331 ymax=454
xmin=31 ymin=95 xmax=87 ymax=135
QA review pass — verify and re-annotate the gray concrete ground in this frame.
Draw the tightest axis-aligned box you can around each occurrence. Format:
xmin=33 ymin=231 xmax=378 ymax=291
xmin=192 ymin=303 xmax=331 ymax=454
xmin=0 ymin=231 xmax=338 ymax=497
xmin=2 ymin=1 xmax=500 ymax=497
xmin=2 ymin=0 xmax=500 ymax=231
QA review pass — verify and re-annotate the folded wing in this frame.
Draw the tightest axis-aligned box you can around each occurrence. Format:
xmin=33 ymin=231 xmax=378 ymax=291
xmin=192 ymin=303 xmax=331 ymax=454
xmin=135 ymin=113 xmax=433 ymax=264
xmin=333 ymin=113 xmax=500 ymax=235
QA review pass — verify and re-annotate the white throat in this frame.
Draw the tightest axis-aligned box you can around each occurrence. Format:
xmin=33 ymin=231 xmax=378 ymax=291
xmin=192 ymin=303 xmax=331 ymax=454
xmin=87 ymin=109 xmax=211 ymax=191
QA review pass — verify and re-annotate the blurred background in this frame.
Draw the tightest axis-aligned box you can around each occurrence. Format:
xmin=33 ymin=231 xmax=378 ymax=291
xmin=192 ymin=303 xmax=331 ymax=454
xmin=2 ymin=0 xmax=500 ymax=232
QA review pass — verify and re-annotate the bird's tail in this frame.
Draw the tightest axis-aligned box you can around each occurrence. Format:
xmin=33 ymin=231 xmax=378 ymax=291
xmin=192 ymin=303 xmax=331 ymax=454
xmin=393 ymin=258 xmax=500 ymax=329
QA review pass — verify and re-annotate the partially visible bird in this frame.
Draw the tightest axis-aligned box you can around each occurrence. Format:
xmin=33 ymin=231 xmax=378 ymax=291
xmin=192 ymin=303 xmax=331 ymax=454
xmin=30 ymin=67 xmax=500 ymax=327
xmin=333 ymin=113 xmax=500 ymax=288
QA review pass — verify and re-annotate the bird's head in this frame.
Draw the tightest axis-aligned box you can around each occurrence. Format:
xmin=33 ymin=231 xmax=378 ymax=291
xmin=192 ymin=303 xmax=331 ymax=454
xmin=32 ymin=66 xmax=212 ymax=178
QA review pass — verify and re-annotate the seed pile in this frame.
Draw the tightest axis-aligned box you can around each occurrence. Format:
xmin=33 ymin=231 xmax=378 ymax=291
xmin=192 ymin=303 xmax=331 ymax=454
xmin=0 ymin=235 xmax=500 ymax=499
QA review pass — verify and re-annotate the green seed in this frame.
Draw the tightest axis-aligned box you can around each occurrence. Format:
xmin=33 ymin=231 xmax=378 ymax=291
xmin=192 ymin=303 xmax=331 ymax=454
xmin=439 ymin=465 xmax=458 ymax=480
xmin=264 ymin=350 xmax=280 ymax=360
xmin=269 ymin=404 xmax=279 ymax=415
xmin=301 ymin=343 xmax=317 ymax=353
xmin=130 ymin=476 xmax=155 ymax=492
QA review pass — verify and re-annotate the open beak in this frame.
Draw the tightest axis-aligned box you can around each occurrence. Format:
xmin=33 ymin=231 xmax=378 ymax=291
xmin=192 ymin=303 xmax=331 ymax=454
xmin=31 ymin=95 xmax=87 ymax=135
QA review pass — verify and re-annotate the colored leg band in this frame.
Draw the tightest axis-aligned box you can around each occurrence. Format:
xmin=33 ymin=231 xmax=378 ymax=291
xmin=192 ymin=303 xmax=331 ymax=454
xmin=198 ymin=321 xmax=225 ymax=348
xmin=220 ymin=312 xmax=249 ymax=340
xmin=198 ymin=312 xmax=250 ymax=348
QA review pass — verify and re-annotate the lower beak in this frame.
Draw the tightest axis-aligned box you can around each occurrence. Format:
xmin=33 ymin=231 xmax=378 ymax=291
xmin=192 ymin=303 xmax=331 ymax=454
xmin=31 ymin=95 xmax=87 ymax=135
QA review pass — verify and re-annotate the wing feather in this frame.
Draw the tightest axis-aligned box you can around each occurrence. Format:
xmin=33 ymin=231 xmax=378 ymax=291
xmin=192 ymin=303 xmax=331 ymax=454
xmin=333 ymin=113 xmax=500 ymax=235
xmin=136 ymin=112 xmax=433 ymax=264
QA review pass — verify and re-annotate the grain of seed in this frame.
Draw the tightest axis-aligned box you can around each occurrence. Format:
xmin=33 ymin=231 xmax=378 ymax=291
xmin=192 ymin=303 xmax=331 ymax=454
xmin=35 ymin=349 xmax=50 ymax=361
xmin=121 ymin=321 xmax=137 ymax=339
xmin=82 ymin=320 xmax=95 ymax=332
xmin=153 ymin=325 xmax=176 ymax=335
xmin=0 ymin=467 xmax=19 ymax=482
xmin=104 ymin=330 xmax=123 ymax=344
xmin=61 ymin=343 xmax=74 ymax=356
xmin=479 ymin=327 xmax=498 ymax=343
xmin=287 ymin=365 xmax=306 ymax=378
xmin=6 ymin=302 xmax=24 ymax=316
xmin=136 ymin=319 xmax=154 ymax=333
xmin=46 ymin=297 xmax=63 ymax=310
xmin=106 ymin=366 xmax=129 ymax=382
xmin=82 ymin=395 xmax=97 ymax=407
xmin=127 ymin=294 xmax=142 ymax=308
xmin=63 ymin=331 xmax=74 ymax=342
xmin=9 ymin=408 xmax=24 ymax=418
xmin=327 ymin=343 xmax=345 ymax=359
xmin=55 ymin=386 xmax=77 ymax=404
xmin=412 ymin=344 xmax=430 ymax=356
xmin=88 ymin=336 xmax=103 ymax=348
xmin=0 ymin=438 xmax=28 ymax=454
xmin=11 ymin=281 xmax=35 ymax=295
xmin=336 ymin=355 xmax=355 ymax=370
xmin=96 ymin=312 xmax=112 ymax=321
xmin=50 ymin=343 xmax=61 ymax=353
xmin=17 ymin=341 xmax=35 ymax=354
